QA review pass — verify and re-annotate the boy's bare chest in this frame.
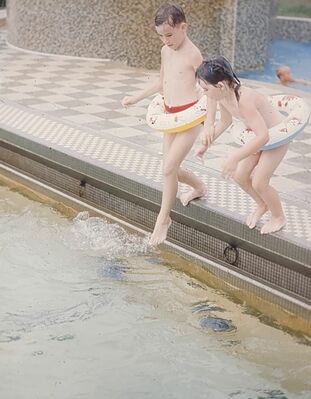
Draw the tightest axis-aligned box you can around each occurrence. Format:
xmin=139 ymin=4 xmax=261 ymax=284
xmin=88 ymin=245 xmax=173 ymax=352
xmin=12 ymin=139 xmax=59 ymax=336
xmin=163 ymin=53 xmax=193 ymax=78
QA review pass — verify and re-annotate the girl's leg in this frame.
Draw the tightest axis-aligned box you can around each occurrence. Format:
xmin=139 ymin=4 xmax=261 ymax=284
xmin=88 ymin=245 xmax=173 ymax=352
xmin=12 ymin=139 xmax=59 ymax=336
xmin=251 ymin=144 xmax=289 ymax=234
xmin=150 ymin=125 xmax=201 ymax=246
xmin=233 ymin=153 xmax=268 ymax=228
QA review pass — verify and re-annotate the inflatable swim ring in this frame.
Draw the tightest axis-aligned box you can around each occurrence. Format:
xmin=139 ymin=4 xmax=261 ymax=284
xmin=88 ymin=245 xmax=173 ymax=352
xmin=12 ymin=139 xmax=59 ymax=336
xmin=146 ymin=94 xmax=207 ymax=133
xmin=231 ymin=94 xmax=310 ymax=151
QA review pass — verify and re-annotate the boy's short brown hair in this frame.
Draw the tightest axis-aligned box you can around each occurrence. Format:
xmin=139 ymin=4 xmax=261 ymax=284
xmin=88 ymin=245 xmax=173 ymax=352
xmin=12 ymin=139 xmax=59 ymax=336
xmin=155 ymin=3 xmax=186 ymax=27
xmin=276 ymin=65 xmax=290 ymax=78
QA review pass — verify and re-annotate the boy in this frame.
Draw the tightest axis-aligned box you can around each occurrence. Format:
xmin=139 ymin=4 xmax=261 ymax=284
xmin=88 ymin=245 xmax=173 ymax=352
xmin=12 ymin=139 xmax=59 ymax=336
xmin=122 ymin=3 xmax=206 ymax=246
xmin=276 ymin=65 xmax=311 ymax=86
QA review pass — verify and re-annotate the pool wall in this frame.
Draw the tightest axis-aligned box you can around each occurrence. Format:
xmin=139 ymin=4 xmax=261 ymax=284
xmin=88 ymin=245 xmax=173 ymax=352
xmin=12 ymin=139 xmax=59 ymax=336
xmin=7 ymin=0 xmax=274 ymax=70
xmin=1 ymin=126 xmax=311 ymax=329
xmin=274 ymin=16 xmax=311 ymax=43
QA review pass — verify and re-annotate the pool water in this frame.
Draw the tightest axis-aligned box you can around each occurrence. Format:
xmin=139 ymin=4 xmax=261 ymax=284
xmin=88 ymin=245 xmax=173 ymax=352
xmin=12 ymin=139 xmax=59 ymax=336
xmin=1 ymin=185 xmax=311 ymax=399
xmin=239 ymin=40 xmax=311 ymax=93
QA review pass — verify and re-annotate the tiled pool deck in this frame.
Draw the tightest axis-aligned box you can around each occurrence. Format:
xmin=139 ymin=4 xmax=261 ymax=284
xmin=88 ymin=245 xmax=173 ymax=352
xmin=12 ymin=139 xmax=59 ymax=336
xmin=0 ymin=28 xmax=311 ymax=312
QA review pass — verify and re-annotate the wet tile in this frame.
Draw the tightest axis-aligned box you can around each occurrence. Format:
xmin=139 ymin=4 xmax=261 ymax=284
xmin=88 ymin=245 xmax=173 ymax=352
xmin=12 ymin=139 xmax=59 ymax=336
xmin=47 ymin=109 xmax=81 ymax=118
xmin=93 ymin=110 xmax=128 ymax=119
xmin=17 ymin=98 xmax=48 ymax=106
xmin=289 ymin=141 xmax=311 ymax=155
xmin=64 ymin=113 xmax=104 ymax=124
xmin=270 ymin=176 xmax=309 ymax=193
xmin=84 ymin=120 xmax=123 ymax=131
xmin=66 ymin=91 xmax=99 ymax=99
xmin=273 ymin=162 xmax=305 ymax=177
xmin=127 ymin=133 xmax=162 ymax=145
xmin=285 ymin=171 xmax=311 ymax=184
xmin=30 ymin=103 xmax=66 ymax=112
xmin=285 ymin=156 xmax=311 ymax=170
xmin=40 ymin=94 xmax=75 ymax=103
xmin=104 ymin=127 xmax=144 ymax=138
xmin=79 ymin=96 xmax=117 ymax=105
xmin=108 ymin=116 xmax=146 ymax=127
xmin=55 ymin=100 xmax=88 ymax=108
xmin=71 ymin=104 xmax=109 ymax=114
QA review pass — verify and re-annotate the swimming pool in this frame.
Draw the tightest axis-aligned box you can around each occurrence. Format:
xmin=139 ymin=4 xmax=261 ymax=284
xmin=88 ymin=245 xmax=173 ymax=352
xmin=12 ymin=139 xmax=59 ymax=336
xmin=1 ymin=185 xmax=311 ymax=398
xmin=239 ymin=40 xmax=311 ymax=93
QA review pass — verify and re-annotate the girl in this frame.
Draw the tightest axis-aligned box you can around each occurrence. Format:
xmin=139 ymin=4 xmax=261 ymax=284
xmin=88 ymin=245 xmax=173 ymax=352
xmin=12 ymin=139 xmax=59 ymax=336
xmin=196 ymin=56 xmax=288 ymax=234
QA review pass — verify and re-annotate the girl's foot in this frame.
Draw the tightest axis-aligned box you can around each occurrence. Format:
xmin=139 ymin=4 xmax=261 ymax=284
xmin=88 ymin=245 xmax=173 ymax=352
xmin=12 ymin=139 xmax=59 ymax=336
xmin=180 ymin=185 xmax=206 ymax=207
xmin=261 ymin=216 xmax=286 ymax=234
xmin=149 ymin=217 xmax=172 ymax=247
xmin=246 ymin=205 xmax=268 ymax=229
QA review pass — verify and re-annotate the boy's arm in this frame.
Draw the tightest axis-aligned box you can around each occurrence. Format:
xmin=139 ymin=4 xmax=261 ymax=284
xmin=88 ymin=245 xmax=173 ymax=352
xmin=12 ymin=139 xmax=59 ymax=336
xmin=121 ymin=49 xmax=164 ymax=107
xmin=122 ymin=71 xmax=162 ymax=107
xmin=295 ymin=78 xmax=311 ymax=86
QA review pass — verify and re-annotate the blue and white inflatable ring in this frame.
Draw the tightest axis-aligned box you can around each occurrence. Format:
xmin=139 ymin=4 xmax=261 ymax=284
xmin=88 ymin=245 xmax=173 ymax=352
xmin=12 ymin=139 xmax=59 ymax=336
xmin=231 ymin=94 xmax=310 ymax=151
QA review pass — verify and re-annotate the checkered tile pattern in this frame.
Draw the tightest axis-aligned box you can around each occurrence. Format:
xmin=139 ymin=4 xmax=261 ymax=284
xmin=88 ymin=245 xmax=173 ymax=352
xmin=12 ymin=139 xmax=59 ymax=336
xmin=0 ymin=29 xmax=311 ymax=245
xmin=1 ymin=100 xmax=311 ymax=245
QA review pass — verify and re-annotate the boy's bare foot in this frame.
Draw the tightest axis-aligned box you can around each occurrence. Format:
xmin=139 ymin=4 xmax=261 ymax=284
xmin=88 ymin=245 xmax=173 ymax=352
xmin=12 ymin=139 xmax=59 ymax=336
xmin=246 ymin=205 xmax=268 ymax=229
xmin=149 ymin=217 xmax=172 ymax=247
xmin=180 ymin=186 xmax=206 ymax=207
xmin=260 ymin=216 xmax=286 ymax=234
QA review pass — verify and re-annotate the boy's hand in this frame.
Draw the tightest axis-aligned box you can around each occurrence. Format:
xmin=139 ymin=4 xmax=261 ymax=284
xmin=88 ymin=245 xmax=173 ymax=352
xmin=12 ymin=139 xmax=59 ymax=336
xmin=222 ymin=154 xmax=239 ymax=179
xmin=121 ymin=96 xmax=137 ymax=108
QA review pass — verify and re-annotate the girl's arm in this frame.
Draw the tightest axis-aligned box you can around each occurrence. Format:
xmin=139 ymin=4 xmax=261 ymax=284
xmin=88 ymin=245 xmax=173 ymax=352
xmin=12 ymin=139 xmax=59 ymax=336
xmin=231 ymin=102 xmax=269 ymax=161
xmin=222 ymin=100 xmax=269 ymax=178
xmin=211 ymin=102 xmax=232 ymax=141
xmin=201 ymin=97 xmax=217 ymax=146
xmin=195 ymin=102 xmax=232 ymax=161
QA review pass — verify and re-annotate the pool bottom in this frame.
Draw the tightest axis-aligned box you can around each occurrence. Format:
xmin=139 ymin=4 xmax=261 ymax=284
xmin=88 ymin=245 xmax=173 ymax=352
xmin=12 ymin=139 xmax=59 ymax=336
xmin=0 ymin=162 xmax=310 ymax=340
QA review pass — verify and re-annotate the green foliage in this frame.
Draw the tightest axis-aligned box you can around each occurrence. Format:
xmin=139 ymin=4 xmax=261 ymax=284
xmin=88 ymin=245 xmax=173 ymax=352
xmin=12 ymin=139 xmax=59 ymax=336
xmin=276 ymin=0 xmax=311 ymax=18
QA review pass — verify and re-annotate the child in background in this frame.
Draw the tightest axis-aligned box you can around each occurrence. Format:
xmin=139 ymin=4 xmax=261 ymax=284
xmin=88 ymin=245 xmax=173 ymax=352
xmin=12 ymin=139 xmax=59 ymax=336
xmin=276 ymin=65 xmax=311 ymax=86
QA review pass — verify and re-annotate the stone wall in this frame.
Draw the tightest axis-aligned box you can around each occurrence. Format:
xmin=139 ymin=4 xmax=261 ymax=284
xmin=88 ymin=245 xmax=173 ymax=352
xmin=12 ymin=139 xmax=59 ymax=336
xmin=7 ymin=0 xmax=274 ymax=71
xmin=234 ymin=0 xmax=275 ymax=70
xmin=274 ymin=16 xmax=311 ymax=43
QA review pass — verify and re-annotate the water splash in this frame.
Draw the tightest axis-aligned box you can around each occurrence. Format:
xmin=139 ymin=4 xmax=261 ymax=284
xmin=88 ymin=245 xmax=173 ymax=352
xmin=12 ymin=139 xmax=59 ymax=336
xmin=62 ymin=211 xmax=150 ymax=259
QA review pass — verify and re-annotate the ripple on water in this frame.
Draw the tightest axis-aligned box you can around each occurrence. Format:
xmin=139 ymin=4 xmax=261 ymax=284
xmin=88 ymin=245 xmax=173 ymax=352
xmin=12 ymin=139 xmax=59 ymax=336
xmin=97 ymin=259 xmax=130 ymax=281
xmin=229 ymin=389 xmax=289 ymax=399
xmin=192 ymin=301 xmax=225 ymax=313
xmin=199 ymin=317 xmax=236 ymax=332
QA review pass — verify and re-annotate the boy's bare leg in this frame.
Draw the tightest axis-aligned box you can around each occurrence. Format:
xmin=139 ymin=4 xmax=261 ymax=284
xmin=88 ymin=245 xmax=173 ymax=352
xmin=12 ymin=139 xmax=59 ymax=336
xmin=234 ymin=154 xmax=268 ymax=228
xmin=178 ymin=167 xmax=206 ymax=206
xmin=252 ymin=144 xmax=288 ymax=234
xmin=150 ymin=126 xmax=201 ymax=246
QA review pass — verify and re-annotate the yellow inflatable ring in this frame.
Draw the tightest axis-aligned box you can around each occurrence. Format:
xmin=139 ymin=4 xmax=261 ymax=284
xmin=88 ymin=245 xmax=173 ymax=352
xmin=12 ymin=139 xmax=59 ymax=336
xmin=231 ymin=94 xmax=310 ymax=150
xmin=146 ymin=94 xmax=207 ymax=133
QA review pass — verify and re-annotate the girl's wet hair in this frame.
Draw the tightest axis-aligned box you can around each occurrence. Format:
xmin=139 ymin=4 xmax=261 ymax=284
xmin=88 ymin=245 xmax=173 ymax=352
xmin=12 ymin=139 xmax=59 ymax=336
xmin=196 ymin=56 xmax=241 ymax=101
xmin=155 ymin=3 xmax=186 ymax=27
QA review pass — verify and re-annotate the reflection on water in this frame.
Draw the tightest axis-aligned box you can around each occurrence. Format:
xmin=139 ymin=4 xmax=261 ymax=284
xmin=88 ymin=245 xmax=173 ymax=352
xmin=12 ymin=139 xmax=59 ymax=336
xmin=0 ymin=186 xmax=310 ymax=399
